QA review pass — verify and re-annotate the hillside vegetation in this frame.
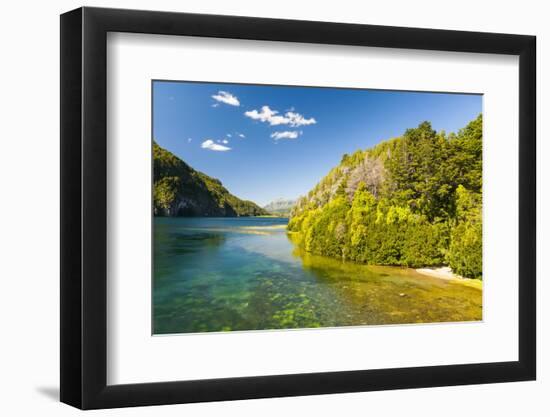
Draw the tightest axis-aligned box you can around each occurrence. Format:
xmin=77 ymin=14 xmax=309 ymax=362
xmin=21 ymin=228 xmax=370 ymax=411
xmin=288 ymin=115 xmax=482 ymax=279
xmin=153 ymin=142 xmax=268 ymax=217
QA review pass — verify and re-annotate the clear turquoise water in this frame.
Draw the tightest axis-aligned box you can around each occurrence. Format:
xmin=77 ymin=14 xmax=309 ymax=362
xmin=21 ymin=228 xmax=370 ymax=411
xmin=153 ymin=217 xmax=481 ymax=334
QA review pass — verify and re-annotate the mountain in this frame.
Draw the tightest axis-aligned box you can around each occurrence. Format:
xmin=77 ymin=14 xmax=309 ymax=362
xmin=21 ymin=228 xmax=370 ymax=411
xmin=288 ymin=115 xmax=483 ymax=278
xmin=153 ymin=142 xmax=268 ymax=217
xmin=263 ymin=198 xmax=297 ymax=216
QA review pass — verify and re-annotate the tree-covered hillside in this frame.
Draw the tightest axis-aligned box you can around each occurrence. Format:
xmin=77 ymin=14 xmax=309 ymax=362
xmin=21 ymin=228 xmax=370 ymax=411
xmin=288 ymin=115 xmax=482 ymax=279
xmin=153 ymin=142 xmax=268 ymax=217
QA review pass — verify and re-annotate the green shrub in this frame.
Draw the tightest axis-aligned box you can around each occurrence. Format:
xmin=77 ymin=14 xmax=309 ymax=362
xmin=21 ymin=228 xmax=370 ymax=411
xmin=288 ymin=116 xmax=483 ymax=278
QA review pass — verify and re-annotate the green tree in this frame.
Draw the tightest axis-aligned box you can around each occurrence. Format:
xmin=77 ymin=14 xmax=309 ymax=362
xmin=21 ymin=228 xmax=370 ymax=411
xmin=287 ymin=116 xmax=483 ymax=279
xmin=448 ymin=185 xmax=482 ymax=278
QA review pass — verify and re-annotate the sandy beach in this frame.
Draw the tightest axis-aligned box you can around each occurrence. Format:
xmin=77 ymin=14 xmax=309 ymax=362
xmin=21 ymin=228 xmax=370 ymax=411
xmin=415 ymin=267 xmax=482 ymax=290
xmin=415 ymin=266 xmax=463 ymax=280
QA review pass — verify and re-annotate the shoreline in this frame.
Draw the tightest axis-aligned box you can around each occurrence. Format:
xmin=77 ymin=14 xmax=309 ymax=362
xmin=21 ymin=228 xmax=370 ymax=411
xmin=415 ymin=266 xmax=482 ymax=290
xmin=415 ymin=266 xmax=464 ymax=281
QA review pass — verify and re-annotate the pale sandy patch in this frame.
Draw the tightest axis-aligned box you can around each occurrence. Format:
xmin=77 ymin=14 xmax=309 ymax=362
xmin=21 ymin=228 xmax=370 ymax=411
xmin=415 ymin=266 xmax=463 ymax=280
xmin=415 ymin=266 xmax=483 ymax=290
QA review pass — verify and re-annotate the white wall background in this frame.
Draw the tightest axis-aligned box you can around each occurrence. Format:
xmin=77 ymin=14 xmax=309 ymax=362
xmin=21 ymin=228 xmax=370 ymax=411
xmin=0 ymin=0 xmax=545 ymax=415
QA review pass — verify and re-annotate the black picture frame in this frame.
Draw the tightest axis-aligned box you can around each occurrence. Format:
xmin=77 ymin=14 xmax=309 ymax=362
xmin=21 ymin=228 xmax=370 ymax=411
xmin=60 ymin=6 xmax=536 ymax=410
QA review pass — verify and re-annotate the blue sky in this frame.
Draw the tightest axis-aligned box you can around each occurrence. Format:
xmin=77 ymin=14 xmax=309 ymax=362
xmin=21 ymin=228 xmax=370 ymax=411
xmin=153 ymin=81 xmax=482 ymax=206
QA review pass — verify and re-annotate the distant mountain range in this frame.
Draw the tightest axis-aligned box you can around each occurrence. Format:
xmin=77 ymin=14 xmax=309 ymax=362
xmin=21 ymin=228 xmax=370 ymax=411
xmin=153 ymin=142 xmax=268 ymax=217
xmin=263 ymin=198 xmax=297 ymax=216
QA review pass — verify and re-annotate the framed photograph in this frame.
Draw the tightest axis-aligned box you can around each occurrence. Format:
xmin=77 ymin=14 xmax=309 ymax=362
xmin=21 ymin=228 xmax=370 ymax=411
xmin=60 ymin=7 xmax=536 ymax=409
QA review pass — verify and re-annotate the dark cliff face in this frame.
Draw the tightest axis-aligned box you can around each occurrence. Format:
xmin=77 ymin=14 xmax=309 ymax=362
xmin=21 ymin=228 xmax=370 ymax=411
xmin=153 ymin=142 xmax=268 ymax=217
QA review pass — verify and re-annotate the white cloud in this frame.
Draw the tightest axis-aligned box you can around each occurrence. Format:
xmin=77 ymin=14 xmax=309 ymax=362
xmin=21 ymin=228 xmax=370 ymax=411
xmin=244 ymin=106 xmax=278 ymax=123
xmin=212 ymin=103 xmax=219 ymax=108
xmin=244 ymin=106 xmax=316 ymax=127
xmin=271 ymin=131 xmax=300 ymax=140
xmin=227 ymin=133 xmax=232 ymax=137
xmin=211 ymin=91 xmax=240 ymax=106
xmin=201 ymin=139 xmax=231 ymax=151
xmin=285 ymin=111 xmax=317 ymax=127
xmin=222 ymin=139 xmax=229 ymax=144
xmin=238 ymin=133 xmax=245 ymax=138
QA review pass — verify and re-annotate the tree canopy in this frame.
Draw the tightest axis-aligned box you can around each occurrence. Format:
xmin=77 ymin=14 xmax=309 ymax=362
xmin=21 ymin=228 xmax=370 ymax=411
xmin=153 ymin=141 xmax=268 ymax=217
xmin=288 ymin=115 xmax=483 ymax=279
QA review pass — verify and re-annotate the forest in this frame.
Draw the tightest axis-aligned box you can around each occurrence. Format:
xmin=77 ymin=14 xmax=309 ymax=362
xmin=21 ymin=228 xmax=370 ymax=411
xmin=288 ymin=115 xmax=482 ymax=279
xmin=153 ymin=141 xmax=268 ymax=217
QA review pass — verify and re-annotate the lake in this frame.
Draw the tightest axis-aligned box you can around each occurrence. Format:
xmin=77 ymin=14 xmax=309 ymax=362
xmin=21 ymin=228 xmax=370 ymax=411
xmin=153 ymin=217 xmax=482 ymax=334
